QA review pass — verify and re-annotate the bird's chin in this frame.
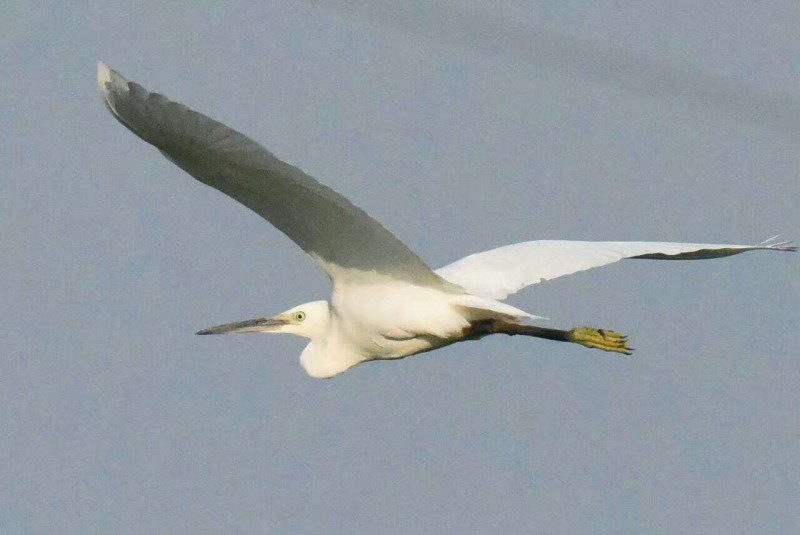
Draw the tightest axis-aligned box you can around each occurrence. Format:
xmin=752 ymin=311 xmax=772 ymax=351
xmin=196 ymin=317 xmax=286 ymax=335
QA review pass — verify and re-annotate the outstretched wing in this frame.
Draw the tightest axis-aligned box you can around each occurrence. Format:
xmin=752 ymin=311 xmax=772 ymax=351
xmin=97 ymin=62 xmax=447 ymax=289
xmin=436 ymin=239 xmax=796 ymax=300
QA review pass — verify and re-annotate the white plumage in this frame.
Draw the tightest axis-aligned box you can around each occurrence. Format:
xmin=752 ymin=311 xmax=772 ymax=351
xmin=98 ymin=62 xmax=795 ymax=378
xmin=434 ymin=238 xmax=794 ymax=300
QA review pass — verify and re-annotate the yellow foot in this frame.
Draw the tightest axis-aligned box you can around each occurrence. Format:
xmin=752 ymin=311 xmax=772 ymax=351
xmin=569 ymin=327 xmax=633 ymax=355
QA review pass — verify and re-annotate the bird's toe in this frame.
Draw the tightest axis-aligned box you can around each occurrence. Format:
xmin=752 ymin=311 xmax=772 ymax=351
xmin=570 ymin=327 xmax=633 ymax=355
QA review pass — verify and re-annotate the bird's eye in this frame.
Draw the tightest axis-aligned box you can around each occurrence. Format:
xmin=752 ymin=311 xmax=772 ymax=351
xmin=294 ymin=311 xmax=306 ymax=321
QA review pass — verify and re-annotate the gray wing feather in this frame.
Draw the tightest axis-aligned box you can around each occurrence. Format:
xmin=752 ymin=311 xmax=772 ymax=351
xmin=97 ymin=62 xmax=446 ymax=288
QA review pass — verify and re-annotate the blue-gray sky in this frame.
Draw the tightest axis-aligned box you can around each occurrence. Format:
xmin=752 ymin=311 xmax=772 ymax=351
xmin=3 ymin=1 xmax=799 ymax=533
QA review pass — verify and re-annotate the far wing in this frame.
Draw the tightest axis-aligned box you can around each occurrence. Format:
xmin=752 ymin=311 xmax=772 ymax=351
xmin=435 ymin=239 xmax=796 ymax=300
xmin=97 ymin=62 xmax=446 ymax=288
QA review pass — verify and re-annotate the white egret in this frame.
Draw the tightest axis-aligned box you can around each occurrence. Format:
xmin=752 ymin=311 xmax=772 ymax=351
xmin=97 ymin=62 xmax=795 ymax=378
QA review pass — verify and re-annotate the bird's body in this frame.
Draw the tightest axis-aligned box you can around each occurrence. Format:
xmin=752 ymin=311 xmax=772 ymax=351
xmin=332 ymin=279 xmax=464 ymax=357
xmin=98 ymin=62 xmax=795 ymax=378
xmin=267 ymin=275 xmax=533 ymax=377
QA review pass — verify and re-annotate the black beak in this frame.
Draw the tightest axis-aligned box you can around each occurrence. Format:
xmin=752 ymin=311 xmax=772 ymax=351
xmin=196 ymin=317 xmax=287 ymax=335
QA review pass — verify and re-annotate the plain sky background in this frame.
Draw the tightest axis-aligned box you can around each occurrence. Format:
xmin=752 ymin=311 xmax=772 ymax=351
xmin=3 ymin=1 xmax=799 ymax=533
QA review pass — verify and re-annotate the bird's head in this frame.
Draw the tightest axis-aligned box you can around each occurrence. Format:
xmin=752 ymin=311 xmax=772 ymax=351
xmin=196 ymin=301 xmax=330 ymax=341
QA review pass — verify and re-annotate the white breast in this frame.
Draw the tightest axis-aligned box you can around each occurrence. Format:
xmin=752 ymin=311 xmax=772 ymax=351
xmin=330 ymin=277 xmax=472 ymax=360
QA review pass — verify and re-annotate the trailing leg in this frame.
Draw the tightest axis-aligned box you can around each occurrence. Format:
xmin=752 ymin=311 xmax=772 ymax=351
xmin=484 ymin=321 xmax=633 ymax=355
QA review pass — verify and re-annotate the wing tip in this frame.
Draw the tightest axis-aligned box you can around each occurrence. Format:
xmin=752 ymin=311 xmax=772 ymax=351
xmin=96 ymin=61 xmax=130 ymax=117
xmin=97 ymin=60 xmax=119 ymax=96
xmin=769 ymin=243 xmax=798 ymax=252
xmin=97 ymin=61 xmax=115 ymax=117
xmin=97 ymin=60 xmax=111 ymax=86
xmin=758 ymin=234 xmax=796 ymax=252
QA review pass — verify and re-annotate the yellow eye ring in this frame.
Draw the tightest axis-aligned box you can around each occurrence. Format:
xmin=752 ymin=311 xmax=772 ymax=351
xmin=294 ymin=311 xmax=306 ymax=321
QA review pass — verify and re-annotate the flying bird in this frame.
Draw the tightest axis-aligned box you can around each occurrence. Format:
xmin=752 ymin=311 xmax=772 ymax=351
xmin=97 ymin=62 xmax=795 ymax=378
